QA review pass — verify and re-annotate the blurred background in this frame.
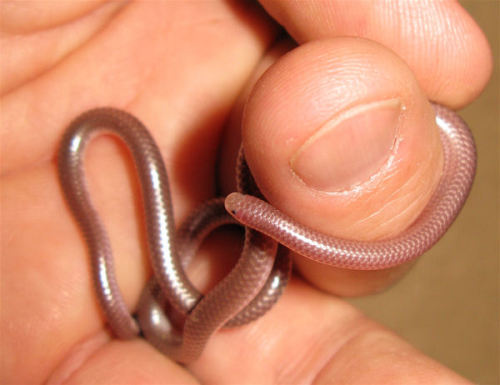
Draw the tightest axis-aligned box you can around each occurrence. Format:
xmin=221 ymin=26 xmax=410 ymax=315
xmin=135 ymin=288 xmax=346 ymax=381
xmin=348 ymin=1 xmax=499 ymax=383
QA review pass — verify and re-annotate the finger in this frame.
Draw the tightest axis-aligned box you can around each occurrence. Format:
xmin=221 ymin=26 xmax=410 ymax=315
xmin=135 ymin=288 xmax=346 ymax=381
xmin=49 ymin=336 xmax=199 ymax=384
xmin=190 ymin=279 xmax=471 ymax=384
xmin=0 ymin=0 xmax=108 ymax=34
xmin=0 ymin=1 xmax=125 ymax=95
xmin=242 ymin=38 xmax=444 ymax=295
xmin=258 ymin=0 xmax=492 ymax=107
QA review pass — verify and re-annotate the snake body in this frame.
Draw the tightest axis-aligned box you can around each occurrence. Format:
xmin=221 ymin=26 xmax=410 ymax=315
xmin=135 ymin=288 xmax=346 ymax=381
xmin=57 ymin=104 xmax=476 ymax=363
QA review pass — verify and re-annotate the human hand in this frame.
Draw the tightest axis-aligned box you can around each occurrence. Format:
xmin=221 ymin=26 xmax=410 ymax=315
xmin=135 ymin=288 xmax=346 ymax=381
xmin=1 ymin=1 xmax=491 ymax=383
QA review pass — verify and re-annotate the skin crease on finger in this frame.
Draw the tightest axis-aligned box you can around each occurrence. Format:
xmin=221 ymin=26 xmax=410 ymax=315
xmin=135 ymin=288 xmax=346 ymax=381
xmin=0 ymin=0 xmax=111 ymax=34
xmin=0 ymin=1 xmax=127 ymax=95
xmin=0 ymin=2 xmax=490 ymax=385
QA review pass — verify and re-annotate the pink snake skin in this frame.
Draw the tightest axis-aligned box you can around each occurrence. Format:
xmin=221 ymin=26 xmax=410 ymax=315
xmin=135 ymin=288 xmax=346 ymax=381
xmin=57 ymin=103 xmax=476 ymax=363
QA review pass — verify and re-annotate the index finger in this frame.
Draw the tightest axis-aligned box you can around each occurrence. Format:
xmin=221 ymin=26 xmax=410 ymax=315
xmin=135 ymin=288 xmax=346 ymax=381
xmin=258 ymin=0 xmax=492 ymax=108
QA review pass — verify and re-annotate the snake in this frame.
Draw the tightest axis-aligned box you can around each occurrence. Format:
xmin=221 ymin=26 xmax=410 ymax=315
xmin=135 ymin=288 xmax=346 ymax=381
xmin=57 ymin=103 xmax=476 ymax=364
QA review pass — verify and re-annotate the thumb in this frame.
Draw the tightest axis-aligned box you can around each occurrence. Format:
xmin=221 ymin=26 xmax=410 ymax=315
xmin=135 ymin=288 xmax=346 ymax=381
xmin=241 ymin=38 xmax=444 ymax=296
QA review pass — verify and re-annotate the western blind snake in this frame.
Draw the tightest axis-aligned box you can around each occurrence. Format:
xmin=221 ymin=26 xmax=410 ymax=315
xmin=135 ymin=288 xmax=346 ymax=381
xmin=57 ymin=103 xmax=476 ymax=363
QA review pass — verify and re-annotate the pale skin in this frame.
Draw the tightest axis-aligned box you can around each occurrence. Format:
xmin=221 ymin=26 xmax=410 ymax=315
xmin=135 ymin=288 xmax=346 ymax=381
xmin=1 ymin=1 xmax=492 ymax=384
